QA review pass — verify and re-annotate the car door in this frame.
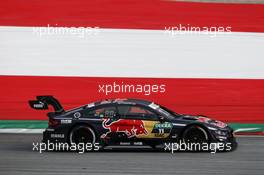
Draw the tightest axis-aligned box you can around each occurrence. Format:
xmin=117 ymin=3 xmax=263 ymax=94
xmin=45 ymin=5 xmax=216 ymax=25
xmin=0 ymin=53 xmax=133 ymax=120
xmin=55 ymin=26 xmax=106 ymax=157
xmin=83 ymin=104 xmax=120 ymax=140
xmin=117 ymin=104 xmax=173 ymax=140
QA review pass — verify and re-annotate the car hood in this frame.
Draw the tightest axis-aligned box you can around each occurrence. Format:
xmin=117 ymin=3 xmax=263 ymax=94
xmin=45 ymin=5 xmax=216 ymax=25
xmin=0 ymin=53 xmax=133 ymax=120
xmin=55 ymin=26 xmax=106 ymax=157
xmin=180 ymin=115 xmax=227 ymax=129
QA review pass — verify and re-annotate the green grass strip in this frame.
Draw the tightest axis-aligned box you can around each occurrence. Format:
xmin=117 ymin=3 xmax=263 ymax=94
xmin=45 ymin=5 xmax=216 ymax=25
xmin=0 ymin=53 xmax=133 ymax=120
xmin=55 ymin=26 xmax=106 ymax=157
xmin=0 ymin=120 xmax=48 ymax=129
xmin=228 ymin=123 xmax=264 ymax=132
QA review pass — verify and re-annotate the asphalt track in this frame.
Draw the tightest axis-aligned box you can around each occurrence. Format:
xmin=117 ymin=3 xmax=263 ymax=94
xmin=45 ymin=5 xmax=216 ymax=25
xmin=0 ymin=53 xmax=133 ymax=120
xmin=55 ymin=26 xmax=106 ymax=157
xmin=0 ymin=134 xmax=263 ymax=175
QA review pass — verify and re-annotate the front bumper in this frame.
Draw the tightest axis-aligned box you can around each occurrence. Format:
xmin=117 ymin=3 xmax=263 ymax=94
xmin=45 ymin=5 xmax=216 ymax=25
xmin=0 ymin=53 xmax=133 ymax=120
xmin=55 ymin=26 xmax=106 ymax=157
xmin=209 ymin=126 xmax=237 ymax=150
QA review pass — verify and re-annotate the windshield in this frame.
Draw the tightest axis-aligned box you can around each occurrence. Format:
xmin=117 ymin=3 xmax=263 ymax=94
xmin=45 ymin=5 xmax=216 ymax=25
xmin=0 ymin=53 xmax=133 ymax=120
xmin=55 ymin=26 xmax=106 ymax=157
xmin=159 ymin=105 xmax=181 ymax=117
xmin=149 ymin=102 xmax=181 ymax=119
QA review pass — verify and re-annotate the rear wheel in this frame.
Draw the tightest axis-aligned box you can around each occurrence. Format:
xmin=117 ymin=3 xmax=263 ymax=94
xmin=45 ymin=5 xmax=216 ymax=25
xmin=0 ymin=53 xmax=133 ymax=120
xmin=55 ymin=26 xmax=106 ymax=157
xmin=69 ymin=125 xmax=96 ymax=145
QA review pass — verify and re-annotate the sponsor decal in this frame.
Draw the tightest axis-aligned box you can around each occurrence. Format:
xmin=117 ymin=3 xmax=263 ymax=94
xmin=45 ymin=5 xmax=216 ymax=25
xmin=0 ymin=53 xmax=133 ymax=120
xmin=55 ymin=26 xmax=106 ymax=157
xmin=197 ymin=116 xmax=227 ymax=128
xmin=101 ymin=118 xmax=148 ymax=138
xmin=154 ymin=122 xmax=172 ymax=129
xmin=100 ymin=100 xmax=112 ymax=105
xmin=120 ymin=142 xmax=131 ymax=146
xmin=50 ymin=134 xmax=64 ymax=138
xmin=133 ymin=142 xmax=143 ymax=146
xmin=152 ymin=122 xmax=173 ymax=137
xmin=74 ymin=112 xmax=81 ymax=119
xmin=197 ymin=116 xmax=210 ymax=123
xmin=113 ymin=98 xmax=128 ymax=103
xmin=60 ymin=119 xmax=72 ymax=124
xmin=119 ymin=142 xmax=143 ymax=146
xmin=213 ymin=121 xmax=227 ymax=128
xmin=87 ymin=103 xmax=95 ymax=108
xmin=29 ymin=100 xmax=48 ymax=110
xmin=33 ymin=103 xmax=45 ymax=108
xmin=149 ymin=102 xmax=159 ymax=110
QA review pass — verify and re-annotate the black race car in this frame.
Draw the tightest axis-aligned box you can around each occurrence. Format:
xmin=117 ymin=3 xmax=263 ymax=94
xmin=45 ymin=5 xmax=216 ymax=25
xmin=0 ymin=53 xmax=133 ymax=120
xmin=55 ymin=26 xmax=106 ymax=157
xmin=29 ymin=96 xmax=237 ymax=151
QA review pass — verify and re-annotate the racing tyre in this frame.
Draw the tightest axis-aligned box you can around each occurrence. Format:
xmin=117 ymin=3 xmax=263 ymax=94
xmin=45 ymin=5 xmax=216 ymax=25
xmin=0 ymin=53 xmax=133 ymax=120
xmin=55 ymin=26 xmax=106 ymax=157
xmin=69 ymin=125 xmax=97 ymax=151
xmin=182 ymin=125 xmax=210 ymax=151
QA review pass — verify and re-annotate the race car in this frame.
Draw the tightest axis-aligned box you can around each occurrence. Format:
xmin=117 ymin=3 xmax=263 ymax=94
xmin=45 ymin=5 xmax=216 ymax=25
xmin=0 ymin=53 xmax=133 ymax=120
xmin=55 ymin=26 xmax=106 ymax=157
xmin=29 ymin=96 xmax=237 ymax=151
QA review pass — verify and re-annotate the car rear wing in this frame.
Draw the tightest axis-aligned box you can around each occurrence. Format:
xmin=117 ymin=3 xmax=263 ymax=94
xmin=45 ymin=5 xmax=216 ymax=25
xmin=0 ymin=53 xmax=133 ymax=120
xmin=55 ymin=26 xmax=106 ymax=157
xmin=28 ymin=96 xmax=64 ymax=114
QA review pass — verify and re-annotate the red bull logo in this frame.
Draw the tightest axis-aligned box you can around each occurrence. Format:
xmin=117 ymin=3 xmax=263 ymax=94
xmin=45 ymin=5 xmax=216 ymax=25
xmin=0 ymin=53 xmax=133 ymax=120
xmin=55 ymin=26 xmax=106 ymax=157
xmin=101 ymin=118 xmax=148 ymax=138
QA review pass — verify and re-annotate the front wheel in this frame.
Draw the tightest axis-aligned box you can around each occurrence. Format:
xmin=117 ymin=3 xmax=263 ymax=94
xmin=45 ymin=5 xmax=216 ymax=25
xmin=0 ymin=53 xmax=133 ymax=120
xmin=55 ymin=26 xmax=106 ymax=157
xmin=182 ymin=125 xmax=209 ymax=144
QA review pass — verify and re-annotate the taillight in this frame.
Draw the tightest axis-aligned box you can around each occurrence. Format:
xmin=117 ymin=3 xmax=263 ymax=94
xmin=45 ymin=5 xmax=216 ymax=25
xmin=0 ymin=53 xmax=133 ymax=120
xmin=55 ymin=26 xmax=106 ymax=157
xmin=48 ymin=118 xmax=59 ymax=127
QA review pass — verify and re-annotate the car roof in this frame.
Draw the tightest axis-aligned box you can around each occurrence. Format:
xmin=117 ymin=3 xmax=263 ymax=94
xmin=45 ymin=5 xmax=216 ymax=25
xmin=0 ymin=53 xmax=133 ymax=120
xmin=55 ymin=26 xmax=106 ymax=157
xmin=87 ymin=98 xmax=153 ymax=108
